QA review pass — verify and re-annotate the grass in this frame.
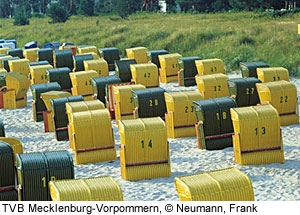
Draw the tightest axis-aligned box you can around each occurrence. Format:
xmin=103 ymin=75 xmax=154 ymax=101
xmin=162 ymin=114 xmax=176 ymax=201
xmin=1 ymin=12 xmax=300 ymax=75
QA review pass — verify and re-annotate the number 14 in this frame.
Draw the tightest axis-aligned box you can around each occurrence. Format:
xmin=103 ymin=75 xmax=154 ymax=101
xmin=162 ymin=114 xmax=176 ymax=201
xmin=141 ymin=140 xmax=152 ymax=148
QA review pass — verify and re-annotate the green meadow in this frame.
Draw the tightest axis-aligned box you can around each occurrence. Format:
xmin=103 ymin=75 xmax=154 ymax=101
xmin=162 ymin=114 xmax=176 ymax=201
xmin=1 ymin=12 xmax=300 ymax=74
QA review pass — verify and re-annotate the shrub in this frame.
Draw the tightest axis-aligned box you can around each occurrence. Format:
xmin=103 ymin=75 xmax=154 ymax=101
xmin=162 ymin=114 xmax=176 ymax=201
xmin=239 ymin=36 xmax=255 ymax=45
xmin=109 ymin=16 xmax=121 ymax=21
xmin=116 ymin=0 xmax=129 ymax=19
xmin=13 ymin=7 xmax=29 ymax=26
xmin=47 ymin=3 xmax=70 ymax=23
xmin=79 ymin=0 xmax=95 ymax=16
xmin=32 ymin=12 xmax=45 ymax=18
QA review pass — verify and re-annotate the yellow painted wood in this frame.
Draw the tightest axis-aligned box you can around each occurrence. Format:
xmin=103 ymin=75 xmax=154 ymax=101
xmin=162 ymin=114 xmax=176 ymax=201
xmin=44 ymin=111 xmax=55 ymax=132
xmin=8 ymin=59 xmax=30 ymax=77
xmin=164 ymin=90 xmax=203 ymax=138
xmin=0 ymin=137 xmax=23 ymax=154
xmin=126 ymin=47 xmax=148 ymax=64
xmin=67 ymin=123 xmax=74 ymax=149
xmin=1 ymin=89 xmax=27 ymax=108
xmin=106 ymin=83 xmax=133 ymax=114
xmin=158 ymin=53 xmax=182 ymax=83
xmin=66 ymin=100 xmax=105 ymax=149
xmin=175 ymin=168 xmax=254 ymax=201
xmin=84 ymin=59 xmax=108 ymax=77
xmin=130 ymin=63 xmax=159 ymax=88
xmin=23 ymin=48 xmax=39 ymax=62
xmin=69 ymin=70 xmax=99 ymax=98
xmin=113 ymin=84 xmax=146 ymax=123
xmin=6 ymin=72 xmax=30 ymax=101
xmin=68 ymin=109 xmax=116 ymax=164
xmin=1 ymin=89 xmax=16 ymax=108
xmin=66 ymin=100 xmax=105 ymax=117
xmin=83 ymin=52 xmax=99 ymax=60
xmin=29 ymin=64 xmax=53 ymax=84
xmin=0 ymin=55 xmax=12 ymax=68
xmin=15 ymin=97 xmax=23 ymax=109
xmin=0 ymin=48 xmax=10 ymax=55
xmin=0 ymin=68 xmax=7 ymax=74
xmin=119 ymin=117 xmax=171 ymax=181
xmin=256 ymin=80 xmax=298 ymax=126
xmin=0 ymin=137 xmax=23 ymax=163
xmin=195 ymin=73 xmax=229 ymax=99
xmin=40 ymin=91 xmax=71 ymax=111
xmin=49 ymin=176 xmax=123 ymax=201
xmin=257 ymin=67 xmax=289 ymax=83
xmin=77 ymin=46 xmax=98 ymax=55
xmin=231 ymin=105 xmax=284 ymax=165
xmin=195 ymin=58 xmax=225 ymax=75
xmin=71 ymin=87 xmax=79 ymax=96
xmin=59 ymin=45 xmax=77 ymax=55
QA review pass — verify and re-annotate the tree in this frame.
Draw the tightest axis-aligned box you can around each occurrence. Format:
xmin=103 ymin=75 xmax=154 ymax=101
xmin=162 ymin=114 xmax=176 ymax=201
xmin=3 ymin=0 xmax=299 ymax=19
xmin=171 ymin=0 xmax=232 ymax=13
xmin=79 ymin=0 xmax=94 ymax=16
xmin=194 ymin=0 xmax=214 ymax=12
xmin=128 ymin=0 xmax=142 ymax=12
xmin=212 ymin=0 xmax=231 ymax=11
xmin=29 ymin=0 xmax=40 ymax=13
xmin=176 ymin=0 xmax=193 ymax=12
xmin=0 ymin=0 xmax=12 ymax=18
xmin=116 ymin=0 xmax=129 ymax=19
xmin=228 ymin=0 xmax=261 ymax=11
xmin=13 ymin=3 xmax=29 ymax=25
xmin=47 ymin=3 xmax=70 ymax=23
xmin=270 ymin=0 xmax=285 ymax=10
xmin=285 ymin=0 xmax=297 ymax=9
xmin=57 ymin=0 xmax=79 ymax=15
xmin=115 ymin=0 xmax=146 ymax=18
xmin=95 ymin=0 xmax=117 ymax=14
xmin=166 ymin=0 xmax=177 ymax=12
xmin=142 ymin=0 xmax=160 ymax=12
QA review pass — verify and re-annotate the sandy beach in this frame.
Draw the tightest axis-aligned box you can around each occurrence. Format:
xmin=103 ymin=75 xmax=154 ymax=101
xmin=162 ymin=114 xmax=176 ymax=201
xmin=1 ymin=72 xmax=299 ymax=201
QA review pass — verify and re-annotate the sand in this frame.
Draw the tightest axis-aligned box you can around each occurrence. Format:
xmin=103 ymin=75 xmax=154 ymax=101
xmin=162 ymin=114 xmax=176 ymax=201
xmin=1 ymin=72 xmax=299 ymax=201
